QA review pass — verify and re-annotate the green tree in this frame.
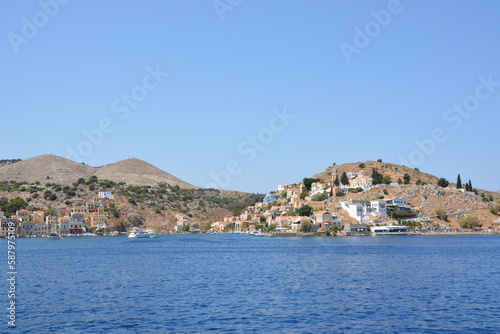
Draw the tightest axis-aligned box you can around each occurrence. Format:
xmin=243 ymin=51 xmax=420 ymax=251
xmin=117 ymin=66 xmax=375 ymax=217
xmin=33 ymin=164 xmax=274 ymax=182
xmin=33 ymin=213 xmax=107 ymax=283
xmin=488 ymin=201 xmax=500 ymax=215
xmin=0 ymin=196 xmax=8 ymax=208
xmin=331 ymin=224 xmax=339 ymax=234
xmin=459 ymin=216 xmax=480 ymax=228
xmin=314 ymin=192 xmax=329 ymax=201
xmin=114 ymin=219 xmax=127 ymax=232
xmin=260 ymin=216 xmax=266 ymax=224
xmin=204 ymin=222 xmax=212 ymax=230
xmin=435 ymin=208 xmax=448 ymax=221
xmin=300 ymin=221 xmax=311 ymax=232
xmin=333 ymin=178 xmax=340 ymax=187
xmin=437 ymin=178 xmax=449 ymax=188
xmin=371 ymin=168 xmax=383 ymax=185
xmin=298 ymin=205 xmax=313 ymax=217
xmin=325 ymin=229 xmax=331 ymax=236
xmin=336 ymin=191 xmax=345 ymax=197
xmin=5 ymin=197 xmax=28 ymax=215
xmin=398 ymin=178 xmax=402 ymax=185
xmin=377 ymin=159 xmax=382 ymax=162
xmin=340 ymin=172 xmax=349 ymax=186
xmin=382 ymin=175 xmax=392 ymax=184
xmin=300 ymin=189 xmax=308 ymax=200
xmin=183 ymin=224 xmax=190 ymax=232
xmin=302 ymin=177 xmax=320 ymax=191
xmin=456 ymin=174 xmax=462 ymax=189
xmin=403 ymin=173 xmax=411 ymax=184
xmin=359 ymin=163 xmax=365 ymax=168
xmin=267 ymin=223 xmax=277 ymax=232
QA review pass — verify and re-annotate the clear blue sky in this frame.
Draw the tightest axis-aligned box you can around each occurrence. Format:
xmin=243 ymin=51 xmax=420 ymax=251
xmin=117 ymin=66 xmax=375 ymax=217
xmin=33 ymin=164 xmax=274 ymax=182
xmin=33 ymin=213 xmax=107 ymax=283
xmin=2 ymin=0 xmax=499 ymax=193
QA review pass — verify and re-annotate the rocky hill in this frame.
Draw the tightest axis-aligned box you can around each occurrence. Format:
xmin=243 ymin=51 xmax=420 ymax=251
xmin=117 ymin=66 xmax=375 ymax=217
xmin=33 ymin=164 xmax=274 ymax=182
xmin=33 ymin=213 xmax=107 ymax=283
xmin=309 ymin=160 xmax=499 ymax=230
xmin=324 ymin=184 xmax=499 ymax=230
xmin=314 ymin=160 xmax=440 ymax=186
xmin=0 ymin=155 xmax=196 ymax=189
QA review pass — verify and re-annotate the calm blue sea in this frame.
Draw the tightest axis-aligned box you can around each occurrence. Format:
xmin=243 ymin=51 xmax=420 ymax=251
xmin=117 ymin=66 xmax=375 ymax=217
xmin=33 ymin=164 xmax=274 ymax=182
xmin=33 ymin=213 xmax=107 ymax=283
xmin=2 ymin=234 xmax=500 ymax=333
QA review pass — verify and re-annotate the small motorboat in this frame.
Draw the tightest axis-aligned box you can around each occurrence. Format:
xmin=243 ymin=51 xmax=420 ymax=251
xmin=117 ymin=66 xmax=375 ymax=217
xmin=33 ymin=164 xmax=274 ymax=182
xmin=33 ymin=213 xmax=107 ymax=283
xmin=48 ymin=233 xmax=62 ymax=240
xmin=128 ymin=228 xmax=156 ymax=238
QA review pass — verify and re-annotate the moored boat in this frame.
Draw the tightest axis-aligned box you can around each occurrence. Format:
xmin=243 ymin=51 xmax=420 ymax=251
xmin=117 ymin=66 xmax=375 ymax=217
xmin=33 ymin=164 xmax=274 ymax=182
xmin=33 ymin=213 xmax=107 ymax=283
xmin=370 ymin=225 xmax=411 ymax=236
xmin=128 ymin=228 xmax=156 ymax=238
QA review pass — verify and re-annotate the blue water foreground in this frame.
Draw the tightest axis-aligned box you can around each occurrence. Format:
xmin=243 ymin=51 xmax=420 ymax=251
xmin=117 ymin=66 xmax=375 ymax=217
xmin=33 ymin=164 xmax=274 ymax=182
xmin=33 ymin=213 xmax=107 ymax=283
xmin=2 ymin=234 xmax=500 ymax=333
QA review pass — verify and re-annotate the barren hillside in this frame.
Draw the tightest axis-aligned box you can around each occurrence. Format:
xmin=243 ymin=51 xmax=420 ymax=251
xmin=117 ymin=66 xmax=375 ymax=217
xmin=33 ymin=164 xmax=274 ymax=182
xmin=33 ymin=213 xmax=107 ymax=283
xmin=315 ymin=160 xmax=440 ymax=185
xmin=0 ymin=155 xmax=196 ymax=189
xmin=95 ymin=158 xmax=197 ymax=189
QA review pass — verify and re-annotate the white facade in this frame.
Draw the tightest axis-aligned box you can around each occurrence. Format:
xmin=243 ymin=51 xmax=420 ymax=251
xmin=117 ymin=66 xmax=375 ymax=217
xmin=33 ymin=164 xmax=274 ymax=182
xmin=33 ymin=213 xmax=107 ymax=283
xmin=340 ymin=201 xmax=371 ymax=224
xmin=384 ymin=196 xmax=407 ymax=206
xmin=370 ymin=200 xmax=387 ymax=215
xmin=98 ymin=191 xmax=114 ymax=200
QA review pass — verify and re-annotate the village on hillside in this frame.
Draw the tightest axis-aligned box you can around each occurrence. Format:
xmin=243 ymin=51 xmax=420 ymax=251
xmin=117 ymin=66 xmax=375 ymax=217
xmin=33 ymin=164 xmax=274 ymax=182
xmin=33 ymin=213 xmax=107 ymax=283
xmin=1 ymin=162 xmax=500 ymax=238
xmin=180 ymin=164 xmax=500 ymax=236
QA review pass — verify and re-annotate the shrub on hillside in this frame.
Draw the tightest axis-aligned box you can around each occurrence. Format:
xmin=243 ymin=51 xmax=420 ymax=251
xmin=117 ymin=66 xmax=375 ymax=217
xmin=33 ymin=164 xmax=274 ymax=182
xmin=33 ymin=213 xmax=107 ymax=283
xmin=437 ymin=178 xmax=449 ymax=187
xmin=435 ymin=208 xmax=448 ymax=221
xmin=459 ymin=216 xmax=480 ymax=229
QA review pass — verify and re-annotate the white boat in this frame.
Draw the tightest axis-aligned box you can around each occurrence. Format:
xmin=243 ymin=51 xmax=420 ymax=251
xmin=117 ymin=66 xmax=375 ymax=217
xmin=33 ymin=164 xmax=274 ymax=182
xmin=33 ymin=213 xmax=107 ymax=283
xmin=48 ymin=233 xmax=62 ymax=240
xmin=253 ymin=231 xmax=267 ymax=237
xmin=371 ymin=225 xmax=411 ymax=236
xmin=128 ymin=228 xmax=156 ymax=238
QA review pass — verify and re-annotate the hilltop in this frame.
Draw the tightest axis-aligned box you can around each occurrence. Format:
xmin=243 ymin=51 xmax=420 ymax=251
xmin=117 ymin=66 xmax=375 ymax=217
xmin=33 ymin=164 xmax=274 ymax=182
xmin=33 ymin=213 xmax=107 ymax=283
xmin=310 ymin=161 xmax=499 ymax=230
xmin=0 ymin=155 xmax=196 ymax=189
xmin=314 ymin=160 xmax=440 ymax=186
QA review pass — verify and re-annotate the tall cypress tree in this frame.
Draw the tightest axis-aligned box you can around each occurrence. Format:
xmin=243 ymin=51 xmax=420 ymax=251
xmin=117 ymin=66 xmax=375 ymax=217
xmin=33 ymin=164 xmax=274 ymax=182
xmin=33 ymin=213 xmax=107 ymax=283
xmin=340 ymin=172 xmax=349 ymax=186
xmin=456 ymin=174 xmax=462 ymax=189
xmin=469 ymin=180 xmax=473 ymax=192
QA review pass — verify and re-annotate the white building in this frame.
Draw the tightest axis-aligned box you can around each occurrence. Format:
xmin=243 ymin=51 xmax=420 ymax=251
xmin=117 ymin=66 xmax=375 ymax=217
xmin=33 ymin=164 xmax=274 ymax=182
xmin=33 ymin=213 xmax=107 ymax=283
xmin=370 ymin=199 xmax=387 ymax=216
xmin=384 ymin=196 xmax=407 ymax=206
xmin=340 ymin=200 xmax=371 ymax=224
xmin=98 ymin=191 xmax=114 ymax=200
xmin=277 ymin=185 xmax=287 ymax=193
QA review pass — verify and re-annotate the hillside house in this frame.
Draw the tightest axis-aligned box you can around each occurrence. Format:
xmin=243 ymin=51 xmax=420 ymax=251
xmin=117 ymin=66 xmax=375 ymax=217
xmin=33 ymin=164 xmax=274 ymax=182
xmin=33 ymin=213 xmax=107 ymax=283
xmin=16 ymin=209 xmax=29 ymax=221
xmin=384 ymin=196 xmax=407 ymax=206
xmin=340 ymin=200 xmax=371 ymax=224
xmin=86 ymin=201 xmax=95 ymax=212
xmin=32 ymin=210 xmax=45 ymax=224
xmin=263 ymin=193 xmax=279 ymax=203
xmin=370 ymin=200 xmax=387 ymax=216
xmin=98 ymin=191 xmax=114 ymax=200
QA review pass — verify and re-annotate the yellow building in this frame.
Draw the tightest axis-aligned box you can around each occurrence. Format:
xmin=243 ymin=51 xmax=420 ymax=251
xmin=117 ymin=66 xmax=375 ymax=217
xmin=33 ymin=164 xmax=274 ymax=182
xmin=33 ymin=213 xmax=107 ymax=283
xmin=32 ymin=211 xmax=45 ymax=224
xmin=304 ymin=201 xmax=326 ymax=211
xmin=34 ymin=223 xmax=50 ymax=236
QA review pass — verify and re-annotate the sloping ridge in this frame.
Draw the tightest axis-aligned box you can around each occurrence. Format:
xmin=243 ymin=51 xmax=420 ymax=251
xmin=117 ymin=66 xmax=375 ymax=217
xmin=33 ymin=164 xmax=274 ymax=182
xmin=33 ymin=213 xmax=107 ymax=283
xmin=95 ymin=158 xmax=197 ymax=189
xmin=0 ymin=154 xmax=93 ymax=185
xmin=0 ymin=155 xmax=196 ymax=188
